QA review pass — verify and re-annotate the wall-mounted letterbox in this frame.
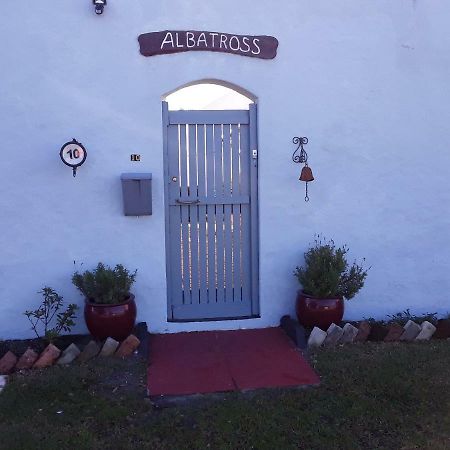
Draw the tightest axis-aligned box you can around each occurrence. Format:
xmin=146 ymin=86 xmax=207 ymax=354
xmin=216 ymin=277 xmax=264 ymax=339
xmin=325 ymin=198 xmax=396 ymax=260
xmin=121 ymin=173 xmax=152 ymax=216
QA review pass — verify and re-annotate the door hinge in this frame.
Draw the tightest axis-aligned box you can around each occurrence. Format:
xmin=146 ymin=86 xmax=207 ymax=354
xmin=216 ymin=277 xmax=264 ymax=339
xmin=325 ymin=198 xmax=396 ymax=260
xmin=252 ymin=149 xmax=258 ymax=159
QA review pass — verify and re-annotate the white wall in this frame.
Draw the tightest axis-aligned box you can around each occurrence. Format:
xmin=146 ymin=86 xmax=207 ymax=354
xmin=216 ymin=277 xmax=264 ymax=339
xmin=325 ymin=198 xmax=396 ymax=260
xmin=1 ymin=0 xmax=450 ymax=339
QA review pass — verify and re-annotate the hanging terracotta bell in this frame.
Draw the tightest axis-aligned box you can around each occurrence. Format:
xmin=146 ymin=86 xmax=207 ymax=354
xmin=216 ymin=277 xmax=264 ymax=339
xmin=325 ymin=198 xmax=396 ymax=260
xmin=299 ymin=165 xmax=314 ymax=182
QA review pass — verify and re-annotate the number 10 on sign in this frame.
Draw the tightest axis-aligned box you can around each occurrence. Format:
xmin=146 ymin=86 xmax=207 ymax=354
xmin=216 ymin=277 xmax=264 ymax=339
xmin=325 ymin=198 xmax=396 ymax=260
xmin=60 ymin=139 xmax=87 ymax=177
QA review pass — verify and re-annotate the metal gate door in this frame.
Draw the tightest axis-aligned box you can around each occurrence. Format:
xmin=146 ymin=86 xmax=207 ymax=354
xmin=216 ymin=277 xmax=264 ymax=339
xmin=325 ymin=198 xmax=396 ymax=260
xmin=163 ymin=102 xmax=259 ymax=321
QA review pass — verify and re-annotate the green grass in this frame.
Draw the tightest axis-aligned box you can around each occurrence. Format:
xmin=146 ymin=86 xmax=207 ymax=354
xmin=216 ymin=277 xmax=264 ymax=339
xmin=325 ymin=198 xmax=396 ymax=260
xmin=0 ymin=342 xmax=449 ymax=449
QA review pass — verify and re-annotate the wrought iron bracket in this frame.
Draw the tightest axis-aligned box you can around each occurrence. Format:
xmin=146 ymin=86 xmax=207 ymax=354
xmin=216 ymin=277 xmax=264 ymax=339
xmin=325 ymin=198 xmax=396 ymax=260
xmin=292 ymin=136 xmax=309 ymax=164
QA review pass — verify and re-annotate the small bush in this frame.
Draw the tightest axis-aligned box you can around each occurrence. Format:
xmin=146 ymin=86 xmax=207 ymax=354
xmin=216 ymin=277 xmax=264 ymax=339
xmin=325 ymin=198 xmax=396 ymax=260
xmin=363 ymin=317 xmax=388 ymax=326
xmin=24 ymin=287 xmax=78 ymax=342
xmin=294 ymin=235 xmax=369 ymax=299
xmin=387 ymin=309 xmax=438 ymax=326
xmin=72 ymin=262 xmax=137 ymax=305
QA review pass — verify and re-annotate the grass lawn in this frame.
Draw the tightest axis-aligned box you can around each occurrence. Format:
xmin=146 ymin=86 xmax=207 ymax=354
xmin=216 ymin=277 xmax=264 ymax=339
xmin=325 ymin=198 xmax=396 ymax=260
xmin=0 ymin=341 xmax=449 ymax=449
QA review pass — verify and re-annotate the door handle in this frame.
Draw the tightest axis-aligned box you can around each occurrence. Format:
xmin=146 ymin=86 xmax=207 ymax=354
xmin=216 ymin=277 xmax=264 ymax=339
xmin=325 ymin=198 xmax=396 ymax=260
xmin=176 ymin=199 xmax=200 ymax=205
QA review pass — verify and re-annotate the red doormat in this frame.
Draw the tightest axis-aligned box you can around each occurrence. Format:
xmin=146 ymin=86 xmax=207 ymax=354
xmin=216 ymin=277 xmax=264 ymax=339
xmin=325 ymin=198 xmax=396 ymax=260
xmin=147 ymin=327 xmax=320 ymax=396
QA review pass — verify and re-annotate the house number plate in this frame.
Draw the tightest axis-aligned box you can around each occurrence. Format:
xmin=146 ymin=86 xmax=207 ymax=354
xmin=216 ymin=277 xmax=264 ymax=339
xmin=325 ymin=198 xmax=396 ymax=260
xmin=60 ymin=139 xmax=87 ymax=177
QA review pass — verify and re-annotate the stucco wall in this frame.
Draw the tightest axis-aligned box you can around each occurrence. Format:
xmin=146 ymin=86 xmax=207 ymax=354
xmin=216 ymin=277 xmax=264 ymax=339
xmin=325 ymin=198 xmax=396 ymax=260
xmin=1 ymin=0 xmax=449 ymax=338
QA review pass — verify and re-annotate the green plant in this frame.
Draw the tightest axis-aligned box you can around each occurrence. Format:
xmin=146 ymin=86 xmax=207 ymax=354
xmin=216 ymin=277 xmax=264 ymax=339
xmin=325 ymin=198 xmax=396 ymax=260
xmin=387 ymin=309 xmax=437 ymax=326
xmin=72 ymin=262 xmax=137 ymax=305
xmin=363 ymin=317 xmax=388 ymax=326
xmin=294 ymin=235 xmax=369 ymax=299
xmin=24 ymin=287 xmax=78 ymax=342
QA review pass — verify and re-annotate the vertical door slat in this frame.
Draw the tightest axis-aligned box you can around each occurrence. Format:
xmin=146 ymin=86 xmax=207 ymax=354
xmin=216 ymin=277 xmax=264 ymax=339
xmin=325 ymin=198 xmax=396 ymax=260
xmin=230 ymin=125 xmax=241 ymax=301
xmin=179 ymin=125 xmax=189 ymax=198
xmin=249 ymin=104 xmax=260 ymax=314
xmin=222 ymin=125 xmax=234 ymax=302
xmin=188 ymin=125 xmax=200 ymax=303
xmin=214 ymin=124 xmax=225 ymax=304
xmin=231 ymin=125 xmax=240 ymax=198
xmin=196 ymin=125 xmax=208 ymax=305
xmin=239 ymin=125 xmax=250 ymax=196
xmin=240 ymin=204 xmax=252 ymax=303
xmin=239 ymin=124 xmax=251 ymax=303
xmin=179 ymin=125 xmax=191 ymax=303
xmin=205 ymin=125 xmax=216 ymax=303
xmin=167 ymin=124 xmax=183 ymax=309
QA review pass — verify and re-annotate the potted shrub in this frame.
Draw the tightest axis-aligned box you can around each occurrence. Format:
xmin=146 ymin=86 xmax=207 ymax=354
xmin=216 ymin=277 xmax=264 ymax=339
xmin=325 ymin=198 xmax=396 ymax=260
xmin=72 ymin=263 xmax=137 ymax=341
xmin=294 ymin=236 xmax=368 ymax=330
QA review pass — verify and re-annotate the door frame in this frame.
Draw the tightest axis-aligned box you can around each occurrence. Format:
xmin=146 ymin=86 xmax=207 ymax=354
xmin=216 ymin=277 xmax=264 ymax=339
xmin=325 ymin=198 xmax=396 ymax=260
xmin=162 ymin=101 xmax=260 ymax=322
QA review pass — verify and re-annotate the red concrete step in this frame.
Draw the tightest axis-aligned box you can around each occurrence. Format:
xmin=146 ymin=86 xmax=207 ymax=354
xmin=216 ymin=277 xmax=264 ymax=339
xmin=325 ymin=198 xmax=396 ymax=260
xmin=148 ymin=327 xmax=319 ymax=397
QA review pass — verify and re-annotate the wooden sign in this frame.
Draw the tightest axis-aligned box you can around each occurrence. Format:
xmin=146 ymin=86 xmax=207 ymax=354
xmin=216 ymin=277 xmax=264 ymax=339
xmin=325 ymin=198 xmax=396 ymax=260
xmin=138 ymin=30 xmax=278 ymax=60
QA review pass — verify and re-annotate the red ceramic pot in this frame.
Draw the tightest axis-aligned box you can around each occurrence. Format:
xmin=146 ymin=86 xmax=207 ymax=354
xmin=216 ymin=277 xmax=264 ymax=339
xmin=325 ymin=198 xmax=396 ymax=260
xmin=84 ymin=294 xmax=137 ymax=341
xmin=296 ymin=291 xmax=344 ymax=331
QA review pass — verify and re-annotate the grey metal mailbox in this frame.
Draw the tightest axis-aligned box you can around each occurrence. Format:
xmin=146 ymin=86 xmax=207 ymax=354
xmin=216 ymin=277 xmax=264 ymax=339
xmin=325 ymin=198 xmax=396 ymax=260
xmin=121 ymin=173 xmax=152 ymax=216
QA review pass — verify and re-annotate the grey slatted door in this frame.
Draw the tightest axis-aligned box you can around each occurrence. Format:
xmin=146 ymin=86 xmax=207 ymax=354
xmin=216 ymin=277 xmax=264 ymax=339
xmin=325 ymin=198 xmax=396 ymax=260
xmin=163 ymin=103 xmax=259 ymax=321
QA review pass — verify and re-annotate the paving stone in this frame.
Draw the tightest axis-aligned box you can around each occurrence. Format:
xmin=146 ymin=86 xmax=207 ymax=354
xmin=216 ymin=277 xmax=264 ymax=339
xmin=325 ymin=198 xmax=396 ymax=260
xmin=116 ymin=335 xmax=141 ymax=357
xmin=433 ymin=319 xmax=450 ymax=339
xmin=354 ymin=321 xmax=371 ymax=342
xmin=0 ymin=351 xmax=18 ymax=375
xmin=400 ymin=320 xmax=421 ymax=341
xmin=280 ymin=315 xmax=307 ymax=349
xmin=368 ymin=323 xmax=389 ymax=341
xmin=16 ymin=348 xmax=39 ymax=370
xmin=0 ymin=375 xmax=6 ymax=393
xmin=99 ymin=337 xmax=120 ymax=357
xmin=33 ymin=344 xmax=61 ymax=369
xmin=415 ymin=321 xmax=437 ymax=341
xmin=384 ymin=323 xmax=405 ymax=342
xmin=57 ymin=344 xmax=81 ymax=365
xmin=323 ymin=324 xmax=344 ymax=346
xmin=307 ymin=327 xmax=327 ymax=348
xmin=78 ymin=340 xmax=101 ymax=363
xmin=340 ymin=323 xmax=359 ymax=343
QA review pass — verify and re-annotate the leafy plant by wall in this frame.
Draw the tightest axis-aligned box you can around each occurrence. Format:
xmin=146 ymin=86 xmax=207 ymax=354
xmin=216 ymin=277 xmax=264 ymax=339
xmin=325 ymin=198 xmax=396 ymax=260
xmin=72 ymin=263 xmax=137 ymax=305
xmin=294 ymin=236 xmax=369 ymax=299
xmin=24 ymin=287 xmax=78 ymax=342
